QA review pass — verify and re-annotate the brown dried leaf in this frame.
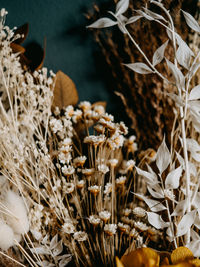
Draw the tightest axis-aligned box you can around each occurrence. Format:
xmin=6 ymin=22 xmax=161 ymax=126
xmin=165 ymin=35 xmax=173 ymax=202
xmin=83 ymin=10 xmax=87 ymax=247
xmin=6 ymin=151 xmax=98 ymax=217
xmin=53 ymin=70 xmax=78 ymax=109
xmin=10 ymin=43 xmax=25 ymax=54
xmin=171 ymin=247 xmax=194 ymax=265
xmin=14 ymin=23 xmax=29 ymax=44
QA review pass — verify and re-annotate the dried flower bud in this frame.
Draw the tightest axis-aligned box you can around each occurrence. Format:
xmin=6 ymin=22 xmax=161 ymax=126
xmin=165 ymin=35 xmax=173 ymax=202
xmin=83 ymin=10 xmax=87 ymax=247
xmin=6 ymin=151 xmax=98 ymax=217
xmin=104 ymin=224 xmax=117 ymax=236
xmin=74 ymin=231 xmax=88 ymax=242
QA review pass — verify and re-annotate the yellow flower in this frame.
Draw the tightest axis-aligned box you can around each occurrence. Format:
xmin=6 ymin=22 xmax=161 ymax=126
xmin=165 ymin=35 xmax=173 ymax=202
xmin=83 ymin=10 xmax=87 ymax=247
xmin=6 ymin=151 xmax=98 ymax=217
xmin=116 ymin=247 xmax=200 ymax=267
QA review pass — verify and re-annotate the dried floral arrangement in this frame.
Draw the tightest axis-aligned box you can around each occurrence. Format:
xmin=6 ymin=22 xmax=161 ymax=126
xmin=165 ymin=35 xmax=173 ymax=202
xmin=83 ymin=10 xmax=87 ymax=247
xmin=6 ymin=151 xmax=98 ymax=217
xmin=1 ymin=0 xmax=200 ymax=266
xmin=87 ymin=0 xmax=199 ymax=150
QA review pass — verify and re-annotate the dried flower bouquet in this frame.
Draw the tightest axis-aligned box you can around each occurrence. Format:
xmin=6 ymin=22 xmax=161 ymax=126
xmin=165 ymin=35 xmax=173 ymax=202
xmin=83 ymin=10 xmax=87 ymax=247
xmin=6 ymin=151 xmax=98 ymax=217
xmin=1 ymin=0 xmax=200 ymax=266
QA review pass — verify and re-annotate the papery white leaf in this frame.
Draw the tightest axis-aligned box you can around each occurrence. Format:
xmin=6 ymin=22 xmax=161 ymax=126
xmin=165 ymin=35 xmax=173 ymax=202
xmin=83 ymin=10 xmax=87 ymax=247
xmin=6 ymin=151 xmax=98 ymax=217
xmin=176 ymin=37 xmax=194 ymax=69
xmin=41 ymin=234 xmax=48 ymax=245
xmin=116 ymin=0 xmax=129 ymax=16
xmin=176 ymin=152 xmax=184 ymax=166
xmin=52 ymin=240 xmax=63 ymax=256
xmin=143 ymin=8 xmax=167 ymax=22
xmin=135 ymin=166 xmax=158 ymax=184
xmin=189 ymin=85 xmax=200 ymax=100
xmin=156 ymin=137 xmax=171 ymax=174
xmin=147 ymin=184 xmax=164 ymax=199
xmin=177 ymin=210 xmax=196 ymax=237
xmin=192 ymin=193 xmax=200 ymax=209
xmin=50 ymin=234 xmax=58 ymax=250
xmin=166 ymin=59 xmax=185 ymax=90
xmin=58 ymin=254 xmax=72 ymax=267
xmin=189 ymin=161 xmax=197 ymax=177
xmin=194 ymin=211 xmax=200 ymax=229
xmin=124 ymin=62 xmax=153 ymax=74
xmin=191 ymin=228 xmax=200 ymax=241
xmin=182 ymin=10 xmax=200 ymax=33
xmin=171 ymin=199 xmax=187 ymax=216
xmin=147 ymin=212 xmax=169 ymax=229
xmin=187 ymin=138 xmax=200 ymax=153
xmin=87 ymin=18 xmax=118 ymax=28
xmin=136 ymin=10 xmax=154 ymax=21
xmin=135 ymin=193 xmax=166 ymax=212
xmin=152 ymin=40 xmax=168 ymax=66
xmin=166 ymin=227 xmax=174 ymax=242
xmin=187 ymin=240 xmax=200 ymax=257
xmin=126 ymin=15 xmax=142 ymax=25
xmin=189 ymin=62 xmax=200 ymax=79
xmin=165 ymin=166 xmax=182 ymax=189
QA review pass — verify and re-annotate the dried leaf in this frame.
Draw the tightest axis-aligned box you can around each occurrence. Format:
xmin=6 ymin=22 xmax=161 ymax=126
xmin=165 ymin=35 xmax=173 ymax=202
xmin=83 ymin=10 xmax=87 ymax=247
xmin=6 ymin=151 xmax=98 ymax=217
xmin=53 ymin=70 xmax=78 ymax=109
xmin=87 ymin=18 xmax=118 ymax=28
xmin=171 ymin=247 xmax=193 ymax=264
xmin=176 ymin=37 xmax=194 ymax=70
xmin=177 ymin=210 xmax=196 ymax=237
xmin=121 ymin=247 xmax=160 ymax=267
xmin=171 ymin=200 xmax=187 ymax=216
xmin=147 ymin=212 xmax=169 ymax=229
xmin=152 ymin=40 xmax=168 ymax=66
xmin=14 ymin=23 xmax=29 ymax=44
xmin=189 ymin=62 xmax=200 ymax=79
xmin=124 ymin=62 xmax=153 ymax=74
xmin=10 ymin=43 xmax=25 ymax=54
xmin=187 ymin=240 xmax=200 ymax=257
xmin=143 ymin=8 xmax=167 ymax=22
xmin=115 ymin=0 xmax=129 ymax=16
xmin=136 ymin=10 xmax=154 ymax=21
xmin=156 ymin=137 xmax=171 ymax=174
xmin=189 ymin=85 xmax=200 ymax=101
xmin=126 ymin=15 xmax=142 ymax=25
xmin=147 ymin=184 xmax=164 ymax=199
xmin=166 ymin=59 xmax=185 ymax=90
xmin=134 ymin=193 xmax=166 ymax=212
xmin=135 ymin=166 xmax=158 ymax=184
xmin=165 ymin=166 xmax=182 ymax=189
xmin=182 ymin=10 xmax=200 ymax=33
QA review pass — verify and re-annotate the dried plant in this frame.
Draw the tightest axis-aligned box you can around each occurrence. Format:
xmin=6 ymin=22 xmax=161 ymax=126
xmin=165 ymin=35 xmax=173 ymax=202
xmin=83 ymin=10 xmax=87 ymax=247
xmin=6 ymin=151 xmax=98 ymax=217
xmin=87 ymin=0 xmax=198 ymax=150
xmin=1 ymin=1 xmax=200 ymax=266
xmin=88 ymin=0 xmax=200 ymax=259
xmin=0 ymin=8 xmax=159 ymax=267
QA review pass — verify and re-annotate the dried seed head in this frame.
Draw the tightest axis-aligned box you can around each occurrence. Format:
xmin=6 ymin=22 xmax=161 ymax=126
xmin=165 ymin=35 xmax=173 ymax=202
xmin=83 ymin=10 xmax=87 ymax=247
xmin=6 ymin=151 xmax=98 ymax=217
xmin=89 ymin=215 xmax=101 ymax=226
xmin=118 ymin=222 xmax=130 ymax=233
xmin=88 ymin=185 xmax=101 ymax=196
xmin=104 ymin=224 xmax=117 ymax=236
xmin=132 ymin=207 xmax=146 ymax=218
xmin=74 ymin=231 xmax=88 ymax=242
xmin=99 ymin=210 xmax=111 ymax=223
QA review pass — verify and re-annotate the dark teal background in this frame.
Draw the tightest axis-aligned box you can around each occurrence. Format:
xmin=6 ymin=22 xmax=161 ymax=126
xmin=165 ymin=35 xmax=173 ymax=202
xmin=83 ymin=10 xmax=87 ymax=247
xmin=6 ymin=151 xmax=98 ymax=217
xmin=2 ymin=0 xmax=126 ymax=121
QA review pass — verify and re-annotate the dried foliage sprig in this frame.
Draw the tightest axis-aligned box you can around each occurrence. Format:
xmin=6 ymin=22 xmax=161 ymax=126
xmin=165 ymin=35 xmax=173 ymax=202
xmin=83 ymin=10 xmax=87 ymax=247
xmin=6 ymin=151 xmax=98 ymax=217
xmin=88 ymin=0 xmax=200 ymax=257
xmin=87 ymin=0 xmax=198 ymax=150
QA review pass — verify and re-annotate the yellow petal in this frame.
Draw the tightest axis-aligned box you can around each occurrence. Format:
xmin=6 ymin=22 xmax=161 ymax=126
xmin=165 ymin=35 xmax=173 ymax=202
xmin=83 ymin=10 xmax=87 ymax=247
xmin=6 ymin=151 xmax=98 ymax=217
xmin=189 ymin=259 xmax=200 ymax=266
xmin=171 ymin=247 xmax=193 ymax=264
xmin=121 ymin=247 xmax=160 ymax=267
xmin=116 ymin=256 xmax=125 ymax=267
